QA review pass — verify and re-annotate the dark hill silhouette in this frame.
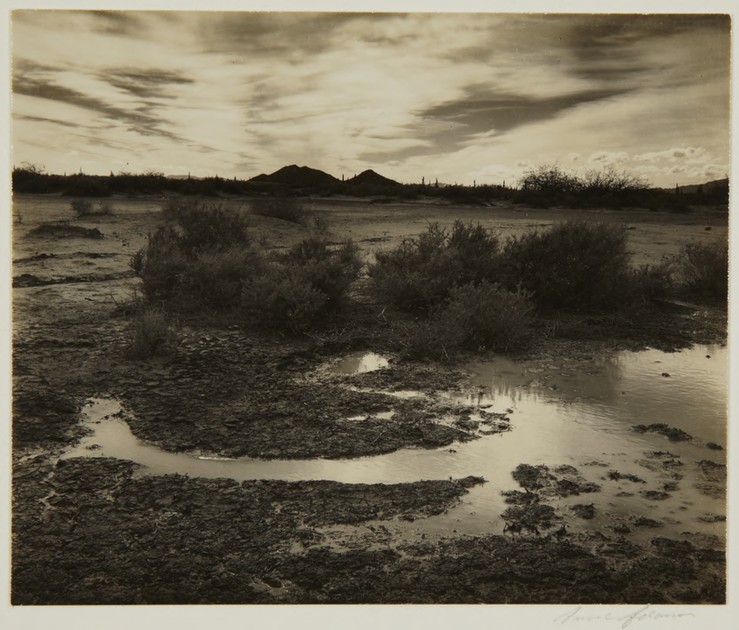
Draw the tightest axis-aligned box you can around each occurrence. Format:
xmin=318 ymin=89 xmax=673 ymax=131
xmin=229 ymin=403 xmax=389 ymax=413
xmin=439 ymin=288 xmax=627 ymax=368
xmin=673 ymin=177 xmax=728 ymax=194
xmin=346 ymin=169 xmax=400 ymax=187
xmin=250 ymin=164 xmax=339 ymax=188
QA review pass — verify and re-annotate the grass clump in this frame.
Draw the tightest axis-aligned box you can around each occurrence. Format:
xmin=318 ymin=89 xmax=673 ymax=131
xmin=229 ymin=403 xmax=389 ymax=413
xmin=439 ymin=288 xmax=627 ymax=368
xmin=126 ymin=308 xmax=175 ymax=359
xmin=675 ymin=239 xmax=728 ymax=303
xmin=370 ymin=220 xmax=501 ymax=311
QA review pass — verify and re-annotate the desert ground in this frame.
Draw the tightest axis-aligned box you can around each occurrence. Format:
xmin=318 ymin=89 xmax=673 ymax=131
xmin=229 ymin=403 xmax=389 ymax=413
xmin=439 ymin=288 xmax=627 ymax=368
xmin=12 ymin=194 xmax=727 ymax=604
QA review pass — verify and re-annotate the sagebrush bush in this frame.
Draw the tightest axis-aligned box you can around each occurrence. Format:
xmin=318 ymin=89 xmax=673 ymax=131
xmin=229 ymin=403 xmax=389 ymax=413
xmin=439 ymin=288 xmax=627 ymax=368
xmin=135 ymin=199 xmax=361 ymax=327
xmin=241 ymin=237 xmax=362 ymax=331
xmin=250 ymin=197 xmax=308 ymax=224
xmin=162 ymin=198 xmax=250 ymax=255
xmin=501 ymin=221 xmax=633 ymax=313
xmin=70 ymin=199 xmax=114 ymax=217
xmin=439 ymin=282 xmax=534 ymax=350
xmin=126 ymin=308 xmax=175 ymax=358
xmin=676 ymin=240 xmax=728 ymax=302
xmin=283 ymin=237 xmax=363 ymax=306
xmin=179 ymin=246 xmax=268 ymax=310
xmin=242 ymin=267 xmax=328 ymax=333
xmin=370 ymin=221 xmax=501 ymax=311
xmin=405 ymin=282 xmax=533 ymax=359
xmin=132 ymin=225 xmax=189 ymax=303
xmin=628 ymin=262 xmax=674 ymax=305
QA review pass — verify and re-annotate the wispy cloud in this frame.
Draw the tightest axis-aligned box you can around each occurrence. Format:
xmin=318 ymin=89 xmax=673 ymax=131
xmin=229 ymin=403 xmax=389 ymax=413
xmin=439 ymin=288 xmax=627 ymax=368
xmin=11 ymin=11 xmax=730 ymax=186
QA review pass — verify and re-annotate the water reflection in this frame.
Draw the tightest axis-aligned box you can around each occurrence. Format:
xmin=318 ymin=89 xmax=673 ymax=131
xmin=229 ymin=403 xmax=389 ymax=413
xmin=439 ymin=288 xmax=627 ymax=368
xmin=330 ymin=352 xmax=390 ymax=374
xmin=62 ymin=344 xmax=727 ymax=545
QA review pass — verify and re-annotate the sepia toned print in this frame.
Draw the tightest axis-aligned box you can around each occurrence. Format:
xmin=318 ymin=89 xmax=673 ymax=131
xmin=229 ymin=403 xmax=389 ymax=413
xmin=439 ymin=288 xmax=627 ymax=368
xmin=11 ymin=11 xmax=728 ymax=605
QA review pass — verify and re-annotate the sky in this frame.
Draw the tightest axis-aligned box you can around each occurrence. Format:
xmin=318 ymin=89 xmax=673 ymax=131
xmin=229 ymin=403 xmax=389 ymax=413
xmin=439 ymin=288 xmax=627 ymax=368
xmin=10 ymin=10 xmax=731 ymax=187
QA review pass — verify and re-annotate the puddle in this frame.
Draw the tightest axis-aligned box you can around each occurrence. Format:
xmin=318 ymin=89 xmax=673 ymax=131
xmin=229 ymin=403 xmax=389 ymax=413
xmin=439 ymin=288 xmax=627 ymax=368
xmin=346 ymin=410 xmax=396 ymax=421
xmin=61 ymin=344 xmax=727 ymax=546
xmin=329 ymin=351 xmax=389 ymax=374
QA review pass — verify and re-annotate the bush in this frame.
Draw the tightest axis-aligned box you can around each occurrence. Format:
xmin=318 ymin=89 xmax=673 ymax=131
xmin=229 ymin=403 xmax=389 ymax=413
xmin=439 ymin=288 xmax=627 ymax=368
xmin=162 ymin=198 xmax=250 ymax=255
xmin=70 ymin=199 xmax=93 ymax=216
xmin=131 ymin=225 xmax=189 ymax=303
xmin=242 ymin=267 xmax=328 ymax=333
xmin=250 ymin=197 xmax=308 ymax=224
xmin=501 ymin=221 xmax=633 ymax=313
xmin=405 ymin=282 xmax=533 ymax=359
xmin=126 ymin=308 xmax=175 ymax=358
xmin=370 ymin=221 xmax=501 ymax=311
xmin=439 ymin=282 xmax=533 ymax=351
xmin=283 ymin=237 xmax=362 ymax=306
xmin=71 ymin=199 xmax=115 ymax=217
xmin=676 ymin=240 xmax=728 ymax=302
xmin=180 ymin=246 xmax=267 ymax=310
xmin=241 ymin=237 xmax=362 ymax=331
xmin=133 ymin=206 xmax=360 ymax=330
xmin=628 ymin=262 xmax=674 ymax=305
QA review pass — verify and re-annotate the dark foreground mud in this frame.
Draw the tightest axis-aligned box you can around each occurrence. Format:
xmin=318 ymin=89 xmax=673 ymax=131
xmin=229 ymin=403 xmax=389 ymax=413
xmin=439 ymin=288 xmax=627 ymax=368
xmin=12 ymin=457 xmax=724 ymax=605
xmin=12 ymin=198 xmax=728 ymax=605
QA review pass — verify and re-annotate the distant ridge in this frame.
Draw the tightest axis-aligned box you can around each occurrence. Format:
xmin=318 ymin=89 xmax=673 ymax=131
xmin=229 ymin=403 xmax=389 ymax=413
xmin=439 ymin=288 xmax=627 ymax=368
xmin=673 ymin=177 xmax=728 ymax=194
xmin=346 ymin=169 xmax=400 ymax=187
xmin=250 ymin=164 xmax=340 ymax=187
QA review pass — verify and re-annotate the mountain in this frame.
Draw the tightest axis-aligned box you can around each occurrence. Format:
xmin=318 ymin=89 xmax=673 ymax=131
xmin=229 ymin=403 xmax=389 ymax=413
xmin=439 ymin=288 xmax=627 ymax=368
xmin=250 ymin=164 xmax=340 ymax=188
xmin=345 ymin=169 xmax=400 ymax=187
xmin=674 ymin=178 xmax=728 ymax=195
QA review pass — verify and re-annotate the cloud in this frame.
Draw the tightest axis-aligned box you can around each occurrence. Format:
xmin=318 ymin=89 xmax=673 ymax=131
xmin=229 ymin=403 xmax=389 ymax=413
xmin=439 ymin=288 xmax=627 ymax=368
xmin=10 ymin=11 xmax=731 ymax=187
xmin=13 ymin=74 xmax=183 ymax=142
xmin=588 ymin=151 xmax=629 ymax=165
xmin=102 ymin=68 xmax=194 ymax=100
xmin=633 ymin=147 xmax=707 ymax=163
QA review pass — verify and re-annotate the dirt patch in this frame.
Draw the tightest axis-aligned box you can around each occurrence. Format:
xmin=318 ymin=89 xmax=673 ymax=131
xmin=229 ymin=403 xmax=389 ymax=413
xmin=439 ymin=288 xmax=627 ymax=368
xmin=607 ymin=470 xmax=646 ymax=483
xmin=571 ymin=503 xmax=596 ymax=519
xmin=28 ymin=222 xmax=104 ymax=239
xmin=510 ymin=463 xmax=601 ymax=497
xmin=632 ymin=423 xmax=693 ymax=442
xmin=13 ymin=456 xmax=724 ymax=604
xmin=14 ymin=271 xmax=134 ymax=288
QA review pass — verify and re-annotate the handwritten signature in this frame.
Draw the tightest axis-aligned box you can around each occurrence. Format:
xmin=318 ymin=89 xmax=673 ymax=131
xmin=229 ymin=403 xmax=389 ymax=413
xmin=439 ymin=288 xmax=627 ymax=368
xmin=553 ymin=605 xmax=695 ymax=628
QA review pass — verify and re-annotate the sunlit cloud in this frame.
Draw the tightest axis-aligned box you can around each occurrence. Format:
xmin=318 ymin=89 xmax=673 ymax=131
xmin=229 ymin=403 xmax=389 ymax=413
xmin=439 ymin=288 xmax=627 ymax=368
xmin=11 ymin=11 xmax=730 ymax=187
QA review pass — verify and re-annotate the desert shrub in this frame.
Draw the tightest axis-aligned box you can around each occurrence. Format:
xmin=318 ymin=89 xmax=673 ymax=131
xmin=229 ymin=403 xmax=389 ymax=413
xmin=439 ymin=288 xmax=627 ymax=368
xmin=370 ymin=221 xmax=501 ymax=311
xmin=628 ymin=262 xmax=674 ymax=305
xmin=675 ymin=240 xmax=728 ymax=303
xmin=501 ymin=221 xmax=634 ymax=313
xmin=283 ymin=237 xmax=362 ymax=306
xmin=438 ymin=282 xmax=533 ymax=350
xmin=71 ymin=199 xmax=115 ymax=217
xmin=241 ymin=237 xmax=362 ymax=331
xmin=242 ymin=266 xmax=328 ymax=333
xmin=131 ymin=225 xmax=189 ymax=303
xmin=70 ymin=199 xmax=94 ymax=216
xmin=126 ymin=308 xmax=175 ymax=359
xmin=162 ymin=198 xmax=250 ymax=255
xmin=250 ymin=197 xmax=308 ymax=224
xmin=179 ymin=246 xmax=268 ymax=310
xmin=404 ymin=282 xmax=533 ymax=359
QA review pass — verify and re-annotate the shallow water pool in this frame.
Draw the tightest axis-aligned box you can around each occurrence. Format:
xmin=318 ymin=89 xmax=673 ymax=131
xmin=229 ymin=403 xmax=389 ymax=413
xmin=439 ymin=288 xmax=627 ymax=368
xmin=62 ymin=344 xmax=727 ymax=545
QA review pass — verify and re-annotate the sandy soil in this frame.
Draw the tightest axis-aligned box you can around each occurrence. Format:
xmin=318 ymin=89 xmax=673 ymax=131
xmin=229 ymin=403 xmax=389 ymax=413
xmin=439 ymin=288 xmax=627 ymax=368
xmin=11 ymin=193 xmax=728 ymax=604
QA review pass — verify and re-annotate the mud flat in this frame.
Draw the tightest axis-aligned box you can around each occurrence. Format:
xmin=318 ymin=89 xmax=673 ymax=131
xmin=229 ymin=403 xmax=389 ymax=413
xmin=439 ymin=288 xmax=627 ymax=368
xmin=11 ymin=195 xmax=727 ymax=604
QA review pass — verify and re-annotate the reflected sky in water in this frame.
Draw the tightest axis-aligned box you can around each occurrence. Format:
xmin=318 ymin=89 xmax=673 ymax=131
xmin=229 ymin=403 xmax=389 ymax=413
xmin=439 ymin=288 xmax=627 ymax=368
xmin=62 ymin=344 xmax=727 ymax=544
